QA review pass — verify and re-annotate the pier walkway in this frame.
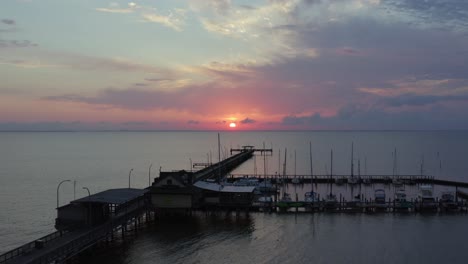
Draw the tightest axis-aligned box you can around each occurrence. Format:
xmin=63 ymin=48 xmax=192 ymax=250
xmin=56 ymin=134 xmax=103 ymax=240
xmin=1 ymin=148 xmax=257 ymax=264
xmin=1 ymin=189 xmax=148 ymax=264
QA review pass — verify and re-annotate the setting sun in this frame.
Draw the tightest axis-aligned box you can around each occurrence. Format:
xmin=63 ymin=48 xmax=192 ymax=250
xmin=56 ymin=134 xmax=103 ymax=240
xmin=229 ymin=122 xmax=237 ymax=128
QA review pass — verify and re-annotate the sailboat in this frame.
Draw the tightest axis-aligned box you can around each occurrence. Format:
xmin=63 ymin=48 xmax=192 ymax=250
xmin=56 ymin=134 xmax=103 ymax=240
xmin=325 ymin=149 xmax=338 ymax=209
xmin=305 ymin=142 xmax=319 ymax=204
xmin=347 ymin=158 xmax=362 ymax=209
xmin=392 ymin=148 xmax=403 ymax=187
xmin=291 ymin=150 xmax=301 ymax=184
xmin=277 ymin=148 xmax=292 ymax=210
xmin=348 ymin=142 xmax=359 ymax=185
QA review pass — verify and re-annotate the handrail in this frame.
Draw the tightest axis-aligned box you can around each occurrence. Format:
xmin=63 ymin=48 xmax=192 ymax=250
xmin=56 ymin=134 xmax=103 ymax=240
xmin=0 ymin=229 xmax=71 ymax=264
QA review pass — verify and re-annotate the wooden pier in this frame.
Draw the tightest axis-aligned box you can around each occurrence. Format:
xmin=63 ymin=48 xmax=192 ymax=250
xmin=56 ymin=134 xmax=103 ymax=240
xmin=0 ymin=189 xmax=150 ymax=264
xmin=0 ymin=148 xmax=257 ymax=264
xmin=2 ymin=146 xmax=468 ymax=263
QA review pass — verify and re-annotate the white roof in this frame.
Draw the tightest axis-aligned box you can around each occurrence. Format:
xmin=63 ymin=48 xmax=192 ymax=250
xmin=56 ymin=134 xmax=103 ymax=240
xmin=194 ymin=181 xmax=256 ymax=193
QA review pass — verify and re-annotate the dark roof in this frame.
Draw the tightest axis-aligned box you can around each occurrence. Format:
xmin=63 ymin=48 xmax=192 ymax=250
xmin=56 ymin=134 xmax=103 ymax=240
xmin=72 ymin=188 xmax=148 ymax=205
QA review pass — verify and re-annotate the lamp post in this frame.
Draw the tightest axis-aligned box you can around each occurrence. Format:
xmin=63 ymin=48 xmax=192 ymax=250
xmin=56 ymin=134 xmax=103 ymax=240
xmin=189 ymin=158 xmax=192 ymax=172
xmin=128 ymin=168 xmax=134 ymax=189
xmin=82 ymin=187 xmax=91 ymax=197
xmin=148 ymin=164 xmax=153 ymax=187
xmin=56 ymin=179 xmax=71 ymax=209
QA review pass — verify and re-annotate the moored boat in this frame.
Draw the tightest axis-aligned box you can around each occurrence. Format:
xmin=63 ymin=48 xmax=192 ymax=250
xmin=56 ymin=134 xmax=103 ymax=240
xmin=394 ymin=189 xmax=411 ymax=211
xmin=374 ymin=189 xmax=387 ymax=211
xmin=415 ymin=185 xmax=438 ymax=212
xmin=439 ymin=191 xmax=458 ymax=211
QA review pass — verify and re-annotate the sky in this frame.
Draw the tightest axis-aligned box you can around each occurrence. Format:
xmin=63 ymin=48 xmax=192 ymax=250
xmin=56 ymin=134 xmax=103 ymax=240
xmin=1 ymin=0 xmax=468 ymax=131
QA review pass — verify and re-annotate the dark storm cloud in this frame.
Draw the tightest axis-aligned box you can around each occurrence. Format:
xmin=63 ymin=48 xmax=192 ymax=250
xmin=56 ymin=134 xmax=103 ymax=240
xmin=240 ymin=118 xmax=256 ymax=124
xmin=383 ymin=94 xmax=468 ymax=107
xmin=281 ymin=104 xmax=468 ymax=130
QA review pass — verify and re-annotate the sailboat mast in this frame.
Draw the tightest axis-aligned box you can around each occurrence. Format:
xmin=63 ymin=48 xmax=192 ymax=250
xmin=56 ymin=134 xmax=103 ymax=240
xmin=278 ymin=149 xmax=281 ymax=176
xmin=351 ymin=142 xmax=354 ymax=178
xmin=283 ymin=148 xmax=287 ymax=179
xmin=330 ymin=149 xmax=333 ymax=195
xmin=309 ymin=142 xmax=313 ymax=192
xmin=294 ymin=150 xmax=297 ymax=179
xmin=217 ymin=133 xmax=221 ymax=183
xmin=283 ymin=148 xmax=287 ymax=195
xmin=263 ymin=142 xmax=266 ymax=179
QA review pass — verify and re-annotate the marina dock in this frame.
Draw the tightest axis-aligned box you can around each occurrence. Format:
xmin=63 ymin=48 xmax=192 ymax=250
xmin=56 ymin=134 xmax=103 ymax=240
xmin=1 ymin=146 xmax=468 ymax=264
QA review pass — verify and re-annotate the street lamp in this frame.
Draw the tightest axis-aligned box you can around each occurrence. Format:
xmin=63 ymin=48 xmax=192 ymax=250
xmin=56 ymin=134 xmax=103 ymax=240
xmin=128 ymin=168 xmax=134 ymax=189
xmin=56 ymin=179 xmax=71 ymax=209
xmin=82 ymin=187 xmax=91 ymax=197
xmin=148 ymin=164 xmax=153 ymax=187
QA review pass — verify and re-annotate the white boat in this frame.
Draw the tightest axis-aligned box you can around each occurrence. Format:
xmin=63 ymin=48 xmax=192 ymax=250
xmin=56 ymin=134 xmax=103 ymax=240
xmin=291 ymin=177 xmax=301 ymax=184
xmin=439 ymin=191 xmax=458 ymax=211
xmin=415 ymin=185 xmax=437 ymax=211
xmin=392 ymin=178 xmax=403 ymax=187
xmin=304 ymin=191 xmax=319 ymax=203
xmin=363 ymin=177 xmax=372 ymax=185
xmin=233 ymin=177 xmax=259 ymax=186
xmin=258 ymin=196 xmax=273 ymax=203
xmin=348 ymin=176 xmax=360 ymax=185
xmin=257 ymin=179 xmax=276 ymax=192
xmin=394 ymin=189 xmax=410 ymax=211
xmin=324 ymin=193 xmax=338 ymax=209
xmin=374 ymin=189 xmax=387 ymax=210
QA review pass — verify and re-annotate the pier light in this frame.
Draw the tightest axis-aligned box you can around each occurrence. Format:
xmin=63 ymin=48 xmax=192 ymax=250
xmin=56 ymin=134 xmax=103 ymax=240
xmin=56 ymin=179 xmax=71 ymax=209
xmin=82 ymin=187 xmax=91 ymax=197
xmin=149 ymin=164 xmax=153 ymax=187
xmin=128 ymin=168 xmax=134 ymax=189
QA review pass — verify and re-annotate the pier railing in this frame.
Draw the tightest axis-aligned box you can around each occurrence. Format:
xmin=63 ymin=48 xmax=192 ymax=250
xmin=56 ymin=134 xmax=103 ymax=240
xmin=0 ymin=229 xmax=72 ymax=264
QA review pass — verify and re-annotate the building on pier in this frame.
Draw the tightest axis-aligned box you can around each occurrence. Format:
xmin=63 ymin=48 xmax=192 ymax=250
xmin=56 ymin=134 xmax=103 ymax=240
xmin=150 ymin=170 xmax=200 ymax=210
xmin=55 ymin=188 xmax=147 ymax=230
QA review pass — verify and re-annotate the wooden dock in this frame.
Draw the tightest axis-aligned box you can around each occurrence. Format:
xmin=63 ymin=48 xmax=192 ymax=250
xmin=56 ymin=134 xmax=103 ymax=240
xmin=1 ymin=190 xmax=149 ymax=264
xmin=2 ymin=147 xmax=468 ymax=263
xmin=229 ymin=174 xmax=468 ymax=187
xmin=0 ymin=149 xmax=257 ymax=264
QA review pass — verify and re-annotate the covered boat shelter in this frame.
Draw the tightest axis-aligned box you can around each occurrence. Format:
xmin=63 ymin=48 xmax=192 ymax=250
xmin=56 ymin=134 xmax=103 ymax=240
xmin=55 ymin=188 xmax=148 ymax=230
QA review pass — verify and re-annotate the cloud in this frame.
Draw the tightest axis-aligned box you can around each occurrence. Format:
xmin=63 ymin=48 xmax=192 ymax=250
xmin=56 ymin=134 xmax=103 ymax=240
xmin=1 ymin=19 xmax=15 ymax=25
xmin=280 ymin=104 xmax=468 ymax=130
xmin=0 ymin=58 xmax=59 ymax=68
xmin=145 ymin=78 xmax=173 ymax=82
xmin=0 ymin=121 xmax=157 ymax=131
xmin=96 ymin=3 xmax=186 ymax=31
xmin=0 ymin=39 xmax=38 ymax=48
xmin=141 ymin=13 xmax=184 ymax=31
xmin=382 ymin=93 xmax=468 ymax=107
xmin=240 ymin=117 xmax=256 ymax=124
xmin=382 ymin=0 xmax=468 ymax=33
xmin=95 ymin=3 xmax=139 ymax=14
xmin=187 ymin=120 xmax=200 ymax=125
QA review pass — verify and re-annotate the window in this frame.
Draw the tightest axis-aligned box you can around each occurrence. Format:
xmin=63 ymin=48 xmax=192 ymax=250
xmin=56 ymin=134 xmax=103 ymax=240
xmin=166 ymin=179 xmax=173 ymax=185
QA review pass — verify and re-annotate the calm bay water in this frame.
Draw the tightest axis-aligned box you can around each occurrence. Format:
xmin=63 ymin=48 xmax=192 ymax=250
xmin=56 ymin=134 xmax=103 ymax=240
xmin=1 ymin=131 xmax=468 ymax=263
